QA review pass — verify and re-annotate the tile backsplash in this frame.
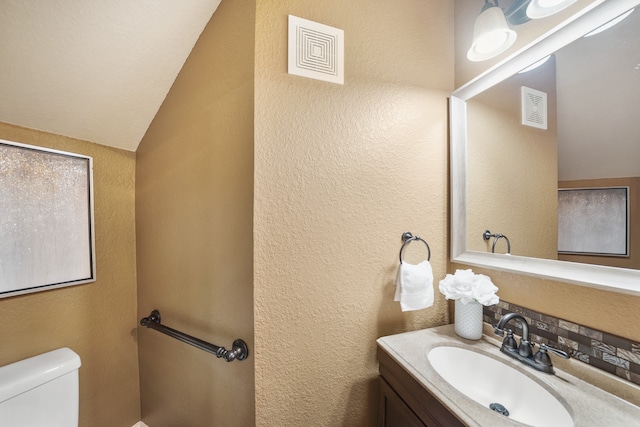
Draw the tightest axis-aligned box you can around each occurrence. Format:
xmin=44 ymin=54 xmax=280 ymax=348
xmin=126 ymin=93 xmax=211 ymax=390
xmin=484 ymin=300 xmax=640 ymax=387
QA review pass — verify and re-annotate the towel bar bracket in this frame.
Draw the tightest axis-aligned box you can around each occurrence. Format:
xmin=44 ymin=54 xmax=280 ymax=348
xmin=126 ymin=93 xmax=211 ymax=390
xmin=229 ymin=339 xmax=249 ymax=362
xmin=140 ymin=309 xmax=248 ymax=362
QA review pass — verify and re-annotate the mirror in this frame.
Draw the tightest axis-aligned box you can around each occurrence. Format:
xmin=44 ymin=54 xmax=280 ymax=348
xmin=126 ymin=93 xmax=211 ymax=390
xmin=466 ymin=8 xmax=639 ymax=268
xmin=450 ymin=0 xmax=640 ymax=296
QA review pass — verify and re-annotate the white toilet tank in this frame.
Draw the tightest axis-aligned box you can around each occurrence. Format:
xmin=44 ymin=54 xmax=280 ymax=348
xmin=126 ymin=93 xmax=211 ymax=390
xmin=0 ymin=347 xmax=81 ymax=427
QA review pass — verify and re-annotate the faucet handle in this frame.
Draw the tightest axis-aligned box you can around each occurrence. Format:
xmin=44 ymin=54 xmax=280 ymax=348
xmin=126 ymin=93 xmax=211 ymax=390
xmin=540 ymin=343 xmax=570 ymax=359
xmin=534 ymin=343 xmax=570 ymax=367
xmin=533 ymin=345 xmax=552 ymax=367
xmin=502 ymin=329 xmax=518 ymax=350
xmin=495 ymin=327 xmax=521 ymax=352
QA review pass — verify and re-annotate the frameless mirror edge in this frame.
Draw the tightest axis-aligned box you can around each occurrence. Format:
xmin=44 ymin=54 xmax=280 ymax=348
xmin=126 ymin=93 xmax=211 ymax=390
xmin=449 ymin=0 xmax=640 ymax=297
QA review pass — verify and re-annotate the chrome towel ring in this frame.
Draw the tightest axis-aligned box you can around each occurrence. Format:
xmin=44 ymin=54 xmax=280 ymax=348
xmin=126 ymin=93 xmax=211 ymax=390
xmin=399 ymin=231 xmax=431 ymax=264
xmin=483 ymin=230 xmax=511 ymax=254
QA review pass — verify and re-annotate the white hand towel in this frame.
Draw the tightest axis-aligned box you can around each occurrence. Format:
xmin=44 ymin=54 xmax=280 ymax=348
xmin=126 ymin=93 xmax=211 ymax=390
xmin=394 ymin=260 xmax=434 ymax=312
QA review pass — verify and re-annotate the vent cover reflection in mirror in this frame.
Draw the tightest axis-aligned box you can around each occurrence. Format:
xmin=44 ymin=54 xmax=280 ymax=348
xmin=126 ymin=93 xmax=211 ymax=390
xmin=521 ymin=86 xmax=548 ymax=129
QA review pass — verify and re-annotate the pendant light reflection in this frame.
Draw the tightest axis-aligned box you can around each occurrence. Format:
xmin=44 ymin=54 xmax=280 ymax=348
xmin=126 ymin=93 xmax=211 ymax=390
xmin=467 ymin=2 xmax=517 ymax=62
xmin=526 ymin=0 xmax=578 ymax=19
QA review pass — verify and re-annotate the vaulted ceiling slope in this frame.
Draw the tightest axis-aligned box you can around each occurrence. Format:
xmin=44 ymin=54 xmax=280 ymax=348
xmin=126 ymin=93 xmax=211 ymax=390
xmin=0 ymin=0 xmax=221 ymax=152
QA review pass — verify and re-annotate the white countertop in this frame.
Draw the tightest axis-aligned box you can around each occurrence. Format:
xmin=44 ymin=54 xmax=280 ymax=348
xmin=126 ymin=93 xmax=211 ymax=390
xmin=377 ymin=324 xmax=640 ymax=427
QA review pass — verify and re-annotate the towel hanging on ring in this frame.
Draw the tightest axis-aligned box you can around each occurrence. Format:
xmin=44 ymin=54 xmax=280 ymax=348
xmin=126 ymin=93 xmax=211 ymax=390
xmin=395 ymin=232 xmax=434 ymax=311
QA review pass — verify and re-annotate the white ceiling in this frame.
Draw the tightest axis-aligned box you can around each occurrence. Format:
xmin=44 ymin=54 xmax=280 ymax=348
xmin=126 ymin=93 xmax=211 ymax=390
xmin=0 ymin=0 xmax=221 ymax=152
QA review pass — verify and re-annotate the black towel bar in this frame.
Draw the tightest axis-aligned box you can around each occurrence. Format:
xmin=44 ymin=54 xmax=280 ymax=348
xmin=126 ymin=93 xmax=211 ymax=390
xmin=140 ymin=310 xmax=248 ymax=362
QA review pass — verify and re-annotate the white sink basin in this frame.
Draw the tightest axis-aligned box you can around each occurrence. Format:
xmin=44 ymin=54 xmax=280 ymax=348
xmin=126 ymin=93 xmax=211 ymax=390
xmin=428 ymin=346 xmax=574 ymax=427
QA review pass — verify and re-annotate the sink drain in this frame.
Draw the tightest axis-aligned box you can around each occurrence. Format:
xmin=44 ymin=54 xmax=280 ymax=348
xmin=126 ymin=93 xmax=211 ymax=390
xmin=489 ymin=402 xmax=510 ymax=417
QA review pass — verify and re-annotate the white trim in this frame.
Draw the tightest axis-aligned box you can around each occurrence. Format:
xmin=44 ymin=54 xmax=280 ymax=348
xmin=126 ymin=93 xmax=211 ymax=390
xmin=449 ymin=0 xmax=640 ymax=296
xmin=450 ymin=96 xmax=467 ymax=262
xmin=132 ymin=422 xmax=149 ymax=427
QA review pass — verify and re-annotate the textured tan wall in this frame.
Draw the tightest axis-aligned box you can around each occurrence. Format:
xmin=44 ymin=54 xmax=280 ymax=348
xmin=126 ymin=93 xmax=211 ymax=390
xmin=467 ymin=59 xmax=558 ymax=259
xmin=0 ymin=122 xmax=140 ymax=426
xmin=453 ymin=0 xmax=640 ymax=344
xmin=135 ymin=0 xmax=255 ymax=426
xmin=254 ymin=1 xmax=453 ymax=425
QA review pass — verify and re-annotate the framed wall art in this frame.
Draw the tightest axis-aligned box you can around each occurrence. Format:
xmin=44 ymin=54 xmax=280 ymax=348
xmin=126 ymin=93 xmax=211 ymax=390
xmin=0 ymin=139 xmax=95 ymax=298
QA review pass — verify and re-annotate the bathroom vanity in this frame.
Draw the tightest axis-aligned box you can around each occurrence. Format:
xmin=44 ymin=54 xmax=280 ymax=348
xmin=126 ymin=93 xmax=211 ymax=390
xmin=377 ymin=325 xmax=640 ymax=427
xmin=378 ymin=343 xmax=464 ymax=426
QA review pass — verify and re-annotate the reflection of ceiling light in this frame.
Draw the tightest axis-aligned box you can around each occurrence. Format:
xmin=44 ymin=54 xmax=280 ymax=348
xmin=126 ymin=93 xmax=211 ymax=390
xmin=527 ymin=0 xmax=578 ymax=19
xmin=467 ymin=2 xmax=517 ymax=62
xmin=504 ymin=0 xmax=532 ymax=25
xmin=584 ymin=8 xmax=635 ymax=37
xmin=466 ymin=0 xmax=582 ymax=62
xmin=518 ymin=55 xmax=552 ymax=73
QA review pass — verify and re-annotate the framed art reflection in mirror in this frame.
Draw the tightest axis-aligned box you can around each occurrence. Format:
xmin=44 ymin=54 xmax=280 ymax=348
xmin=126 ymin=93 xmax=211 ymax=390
xmin=558 ymin=187 xmax=629 ymax=257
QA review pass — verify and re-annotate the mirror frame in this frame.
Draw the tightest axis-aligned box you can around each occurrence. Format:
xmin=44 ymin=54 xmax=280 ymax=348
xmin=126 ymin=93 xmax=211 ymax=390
xmin=450 ymin=0 xmax=640 ymax=296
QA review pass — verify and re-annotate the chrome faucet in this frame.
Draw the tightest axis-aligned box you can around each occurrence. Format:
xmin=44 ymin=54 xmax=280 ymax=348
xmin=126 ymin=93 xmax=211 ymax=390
xmin=494 ymin=312 xmax=569 ymax=374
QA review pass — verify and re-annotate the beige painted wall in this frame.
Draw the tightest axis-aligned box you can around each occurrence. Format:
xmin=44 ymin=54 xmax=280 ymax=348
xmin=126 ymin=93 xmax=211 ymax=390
xmin=467 ymin=58 xmax=558 ymax=259
xmin=0 ymin=122 xmax=140 ymax=426
xmin=454 ymin=0 xmax=640 ymax=344
xmin=135 ymin=0 xmax=255 ymax=426
xmin=254 ymin=1 xmax=453 ymax=425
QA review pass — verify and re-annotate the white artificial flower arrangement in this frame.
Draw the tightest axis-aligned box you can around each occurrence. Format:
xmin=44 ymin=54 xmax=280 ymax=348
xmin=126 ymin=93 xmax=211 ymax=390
xmin=438 ymin=269 xmax=499 ymax=306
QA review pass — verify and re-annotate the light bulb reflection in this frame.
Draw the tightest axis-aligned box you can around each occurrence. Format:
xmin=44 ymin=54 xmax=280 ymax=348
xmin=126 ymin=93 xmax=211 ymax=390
xmin=518 ymin=55 xmax=552 ymax=73
xmin=584 ymin=8 xmax=634 ymax=37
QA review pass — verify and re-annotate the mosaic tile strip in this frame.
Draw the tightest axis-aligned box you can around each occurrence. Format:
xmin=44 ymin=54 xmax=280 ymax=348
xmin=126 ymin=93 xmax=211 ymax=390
xmin=483 ymin=301 xmax=640 ymax=387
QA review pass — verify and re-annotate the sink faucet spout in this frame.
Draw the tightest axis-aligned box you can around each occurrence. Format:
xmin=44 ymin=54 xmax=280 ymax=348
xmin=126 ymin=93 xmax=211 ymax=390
xmin=494 ymin=312 xmax=533 ymax=358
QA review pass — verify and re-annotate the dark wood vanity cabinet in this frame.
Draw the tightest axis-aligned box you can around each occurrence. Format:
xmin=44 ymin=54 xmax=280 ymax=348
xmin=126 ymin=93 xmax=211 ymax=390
xmin=379 ymin=376 xmax=428 ymax=427
xmin=378 ymin=347 xmax=466 ymax=427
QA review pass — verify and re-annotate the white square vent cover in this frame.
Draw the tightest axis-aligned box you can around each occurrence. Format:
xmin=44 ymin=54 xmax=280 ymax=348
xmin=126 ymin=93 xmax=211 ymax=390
xmin=288 ymin=15 xmax=344 ymax=85
xmin=521 ymin=86 xmax=548 ymax=129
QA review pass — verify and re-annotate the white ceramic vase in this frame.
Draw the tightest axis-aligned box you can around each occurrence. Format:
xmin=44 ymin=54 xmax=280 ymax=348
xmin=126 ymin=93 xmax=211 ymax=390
xmin=454 ymin=299 xmax=483 ymax=340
